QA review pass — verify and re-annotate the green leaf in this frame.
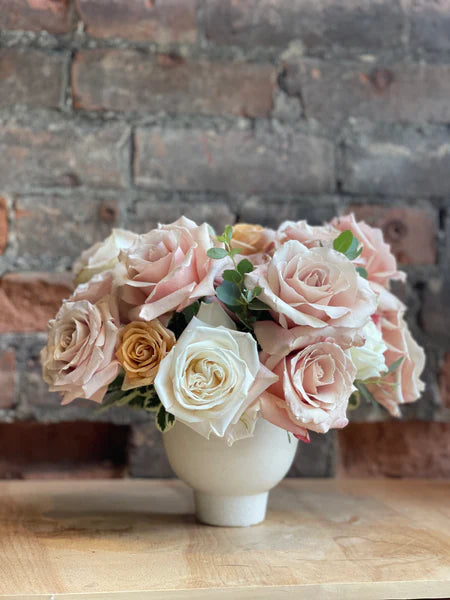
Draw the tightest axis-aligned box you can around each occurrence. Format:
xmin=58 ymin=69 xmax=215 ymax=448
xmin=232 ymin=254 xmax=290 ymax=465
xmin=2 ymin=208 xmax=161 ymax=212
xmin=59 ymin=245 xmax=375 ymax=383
xmin=347 ymin=392 xmax=360 ymax=411
xmin=345 ymin=237 xmax=363 ymax=261
xmin=354 ymin=380 xmax=377 ymax=405
xmin=333 ymin=230 xmax=353 ymax=254
xmin=356 ymin=266 xmax=368 ymax=279
xmin=237 ymin=258 xmax=254 ymax=275
xmin=229 ymin=248 xmax=242 ymax=257
xmin=207 ymin=247 xmax=228 ymax=259
xmin=156 ymin=404 xmax=176 ymax=433
xmin=216 ymin=280 xmax=242 ymax=306
xmin=182 ymin=301 xmax=200 ymax=324
xmin=385 ymin=356 xmax=404 ymax=375
xmin=222 ymin=269 xmax=242 ymax=284
xmin=223 ymin=225 xmax=233 ymax=243
xmin=248 ymin=297 xmax=269 ymax=311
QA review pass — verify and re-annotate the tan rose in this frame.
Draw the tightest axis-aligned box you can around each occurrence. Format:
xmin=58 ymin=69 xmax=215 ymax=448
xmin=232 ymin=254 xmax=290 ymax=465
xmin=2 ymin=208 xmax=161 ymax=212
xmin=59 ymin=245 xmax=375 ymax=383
xmin=230 ymin=223 xmax=274 ymax=256
xmin=117 ymin=320 xmax=176 ymax=391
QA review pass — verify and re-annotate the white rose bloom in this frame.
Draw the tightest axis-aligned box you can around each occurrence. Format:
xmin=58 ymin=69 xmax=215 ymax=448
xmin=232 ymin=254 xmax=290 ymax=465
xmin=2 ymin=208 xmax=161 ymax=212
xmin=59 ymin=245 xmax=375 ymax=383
xmin=154 ymin=302 xmax=277 ymax=444
xmin=74 ymin=229 xmax=138 ymax=285
xmin=350 ymin=320 xmax=387 ymax=381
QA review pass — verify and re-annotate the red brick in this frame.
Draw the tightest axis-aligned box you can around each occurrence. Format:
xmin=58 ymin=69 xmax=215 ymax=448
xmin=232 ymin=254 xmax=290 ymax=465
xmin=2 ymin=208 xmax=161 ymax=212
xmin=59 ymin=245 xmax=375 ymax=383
xmin=0 ymin=0 xmax=70 ymax=34
xmin=0 ymin=120 xmax=129 ymax=189
xmin=286 ymin=60 xmax=450 ymax=127
xmin=76 ymin=0 xmax=196 ymax=43
xmin=0 ymin=49 xmax=64 ymax=109
xmin=0 ymin=197 xmax=8 ymax=255
xmin=338 ymin=422 xmax=450 ymax=478
xmin=347 ymin=205 xmax=436 ymax=265
xmin=0 ymin=272 xmax=73 ymax=333
xmin=0 ymin=350 xmax=15 ymax=409
xmin=134 ymin=128 xmax=335 ymax=194
xmin=439 ymin=353 xmax=450 ymax=410
xmin=205 ymin=0 xmax=403 ymax=51
xmin=72 ymin=50 xmax=276 ymax=118
xmin=0 ymin=422 xmax=129 ymax=479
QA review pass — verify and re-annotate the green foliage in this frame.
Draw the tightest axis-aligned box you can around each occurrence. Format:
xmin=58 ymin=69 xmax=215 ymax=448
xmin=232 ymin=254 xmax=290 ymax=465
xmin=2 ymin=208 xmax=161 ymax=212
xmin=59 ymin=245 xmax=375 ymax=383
xmin=356 ymin=266 xmax=368 ymax=279
xmin=333 ymin=230 xmax=363 ymax=261
xmin=207 ymin=225 xmax=270 ymax=330
xmin=156 ymin=404 xmax=175 ymax=433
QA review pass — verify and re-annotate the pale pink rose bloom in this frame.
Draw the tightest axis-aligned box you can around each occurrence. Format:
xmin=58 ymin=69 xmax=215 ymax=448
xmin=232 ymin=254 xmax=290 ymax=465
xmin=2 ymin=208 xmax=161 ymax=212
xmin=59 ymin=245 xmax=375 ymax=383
xmin=260 ymin=341 xmax=356 ymax=439
xmin=40 ymin=297 xmax=120 ymax=405
xmin=121 ymin=217 xmax=225 ymax=322
xmin=370 ymin=284 xmax=425 ymax=416
xmin=332 ymin=213 xmax=405 ymax=287
xmin=276 ymin=220 xmax=339 ymax=249
xmin=246 ymin=239 xmax=377 ymax=332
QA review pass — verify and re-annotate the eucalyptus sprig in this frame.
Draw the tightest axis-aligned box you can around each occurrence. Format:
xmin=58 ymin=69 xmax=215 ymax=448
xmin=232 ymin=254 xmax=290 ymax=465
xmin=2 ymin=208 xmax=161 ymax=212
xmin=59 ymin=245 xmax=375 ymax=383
xmin=207 ymin=225 xmax=268 ymax=329
xmin=333 ymin=230 xmax=368 ymax=279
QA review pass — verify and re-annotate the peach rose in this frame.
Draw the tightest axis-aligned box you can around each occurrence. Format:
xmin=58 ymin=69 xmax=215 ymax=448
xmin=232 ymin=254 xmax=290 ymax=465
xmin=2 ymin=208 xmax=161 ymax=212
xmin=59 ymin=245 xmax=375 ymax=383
xmin=260 ymin=341 xmax=356 ymax=438
xmin=116 ymin=320 xmax=176 ymax=391
xmin=246 ymin=239 xmax=377 ymax=332
xmin=276 ymin=220 xmax=339 ymax=249
xmin=332 ymin=214 xmax=405 ymax=287
xmin=370 ymin=285 xmax=425 ymax=416
xmin=40 ymin=297 xmax=120 ymax=405
xmin=230 ymin=223 xmax=275 ymax=256
xmin=121 ymin=217 xmax=225 ymax=322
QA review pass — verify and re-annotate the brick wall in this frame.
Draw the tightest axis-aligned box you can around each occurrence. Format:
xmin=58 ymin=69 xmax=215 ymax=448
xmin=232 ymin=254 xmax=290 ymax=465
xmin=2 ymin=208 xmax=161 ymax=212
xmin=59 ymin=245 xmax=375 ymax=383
xmin=0 ymin=0 xmax=449 ymax=479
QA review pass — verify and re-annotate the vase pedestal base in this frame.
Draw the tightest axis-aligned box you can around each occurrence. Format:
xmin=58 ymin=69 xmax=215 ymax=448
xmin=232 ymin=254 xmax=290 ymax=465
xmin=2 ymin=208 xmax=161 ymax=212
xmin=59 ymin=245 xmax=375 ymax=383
xmin=194 ymin=491 xmax=269 ymax=527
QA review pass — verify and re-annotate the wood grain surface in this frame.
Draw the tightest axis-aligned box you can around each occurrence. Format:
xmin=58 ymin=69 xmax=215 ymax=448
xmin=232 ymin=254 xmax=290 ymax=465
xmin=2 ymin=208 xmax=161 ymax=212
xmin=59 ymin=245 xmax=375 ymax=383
xmin=0 ymin=478 xmax=449 ymax=599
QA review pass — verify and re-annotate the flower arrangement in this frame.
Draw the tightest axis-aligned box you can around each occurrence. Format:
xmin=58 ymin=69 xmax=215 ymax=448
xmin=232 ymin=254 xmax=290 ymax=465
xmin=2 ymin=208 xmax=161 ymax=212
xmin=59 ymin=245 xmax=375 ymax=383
xmin=41 ymin=215 xmax=425 ymax=445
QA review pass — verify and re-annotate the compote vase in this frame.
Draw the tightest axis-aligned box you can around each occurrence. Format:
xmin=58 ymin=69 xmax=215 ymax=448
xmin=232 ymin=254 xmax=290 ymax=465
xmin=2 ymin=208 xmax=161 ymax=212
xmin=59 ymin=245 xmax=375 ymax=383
xmin=163 ymin=417 xmax=298 ymax=527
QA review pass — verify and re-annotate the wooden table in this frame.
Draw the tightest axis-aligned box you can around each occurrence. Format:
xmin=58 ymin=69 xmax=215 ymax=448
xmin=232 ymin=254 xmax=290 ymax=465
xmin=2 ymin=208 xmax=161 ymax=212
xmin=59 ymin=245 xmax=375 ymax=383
xmin=0 ymin=479 xmax=449 ymax=599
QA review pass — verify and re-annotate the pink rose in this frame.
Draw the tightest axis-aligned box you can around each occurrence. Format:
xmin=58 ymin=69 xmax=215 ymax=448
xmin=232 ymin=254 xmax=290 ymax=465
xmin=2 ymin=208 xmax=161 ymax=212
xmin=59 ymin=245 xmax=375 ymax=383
xmin=332 ymin=214 xmax=405 ymax=287
xmin=246 ymin=239 xmax=376 ymax=332
xmin=260 ymin=341 xmax=356 ymax=438
xmin=40 ymin=297 xmax=120 ymax=405
xmin=277 ymin=220 xmax=339 ymax=249
xmin=121 ymin=217 xmax=224 ymax=322
xmin=370 ymin=285 xmax=425 ymax=416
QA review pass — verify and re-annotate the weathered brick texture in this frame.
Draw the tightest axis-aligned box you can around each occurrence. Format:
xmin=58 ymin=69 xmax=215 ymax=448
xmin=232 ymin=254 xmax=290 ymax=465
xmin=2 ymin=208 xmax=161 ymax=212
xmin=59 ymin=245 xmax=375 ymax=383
xmin=285 ymin=60 xmax=450 ymax=127
xmin=0 ymin=50 xmax=64 ymax=109
xmin=0 ymin=0 xmax=70 ymax=34
xmin=338 ymin=422 xmax=450 ymax=478
xmin=76 ymin=0 xmax=197 ymax=43
xmin=0 ymin=272 xmax=72 ymax=333
xmin=204 ymin=0 xmax=404 ymax=52
xmin=0 ymin=0 xmax=448 ymax=480
xmin=347 ymin=205 xmax=436 ymax=265
xmin=72 ymin=50 xmax=276 ymax=117
xmin=341 ymin=125 xmax=450 ymax=197
xmin=0 ymin=120 xmax=130 ymax=189
xmin=134 ymin=128 xmax=335 ymax=194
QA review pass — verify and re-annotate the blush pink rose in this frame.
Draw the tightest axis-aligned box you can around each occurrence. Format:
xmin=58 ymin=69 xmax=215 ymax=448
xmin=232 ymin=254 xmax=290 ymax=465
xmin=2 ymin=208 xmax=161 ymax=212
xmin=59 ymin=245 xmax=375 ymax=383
xmin=121 ymin=217 xmax=225 ymax=322
xmin=276 ymin=220 xmax=339 ymax=249
xmin=332 ymin=214 xmax=405 ymax=287
xmin=246 ymin=239 xmax=376 ymax=333
xmin=40 ymin=297 xmax=120 ymax=405
xmin=260 ymin=341 xmax=356 ymax=439
xmin=369 ymin=284 xmax=425 ymax=416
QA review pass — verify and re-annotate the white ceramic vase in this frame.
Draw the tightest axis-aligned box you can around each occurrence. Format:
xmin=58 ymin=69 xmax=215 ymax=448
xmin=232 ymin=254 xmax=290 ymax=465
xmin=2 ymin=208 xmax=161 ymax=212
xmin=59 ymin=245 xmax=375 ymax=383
xmin=163 ymin=417 xmax=298 ymax=527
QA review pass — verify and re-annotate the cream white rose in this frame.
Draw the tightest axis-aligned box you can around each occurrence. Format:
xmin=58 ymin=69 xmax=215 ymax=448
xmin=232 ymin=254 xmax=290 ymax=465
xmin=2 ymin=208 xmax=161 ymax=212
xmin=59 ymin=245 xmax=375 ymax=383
xmin=350 ymin=319 xmax=387 ymax=381
xmin=74 ymin=229 xmax=138 ymax=285
xmin=154 ymin=302 xmax=277 ymax=443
